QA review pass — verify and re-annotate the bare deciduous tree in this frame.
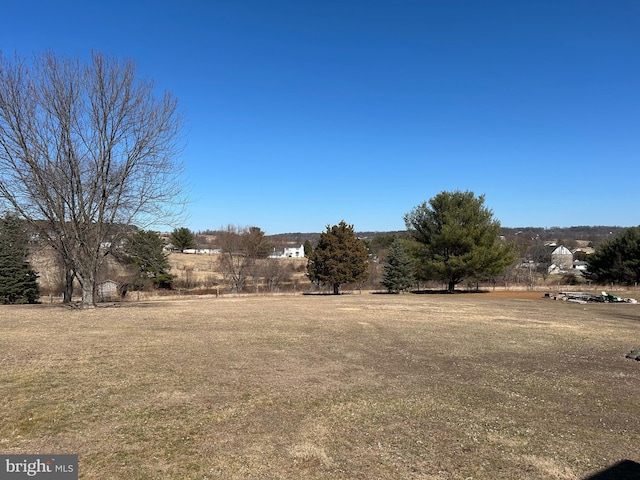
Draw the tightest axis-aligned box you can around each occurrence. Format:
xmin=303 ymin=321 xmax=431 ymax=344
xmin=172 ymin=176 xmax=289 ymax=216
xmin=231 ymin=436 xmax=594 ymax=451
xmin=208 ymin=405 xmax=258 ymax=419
xmin=0 ymin=51 xmax=184 ymax=307
xmin=257 ymin=258 xmax=292 ymax=293
xmin=218 ymin=225 xmax=271 ymax=293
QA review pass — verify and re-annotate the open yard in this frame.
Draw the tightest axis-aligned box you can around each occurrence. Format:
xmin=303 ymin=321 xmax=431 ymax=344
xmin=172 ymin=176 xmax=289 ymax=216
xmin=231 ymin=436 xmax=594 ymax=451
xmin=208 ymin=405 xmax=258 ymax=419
xmin=0 ymin=292 xmax=639 ymax=479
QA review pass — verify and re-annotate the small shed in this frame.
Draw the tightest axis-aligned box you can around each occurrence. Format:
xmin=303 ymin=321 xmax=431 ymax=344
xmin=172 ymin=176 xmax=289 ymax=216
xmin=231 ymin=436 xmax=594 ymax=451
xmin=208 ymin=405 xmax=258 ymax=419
xmin=97 ymin=280 xmax=120 ymax=302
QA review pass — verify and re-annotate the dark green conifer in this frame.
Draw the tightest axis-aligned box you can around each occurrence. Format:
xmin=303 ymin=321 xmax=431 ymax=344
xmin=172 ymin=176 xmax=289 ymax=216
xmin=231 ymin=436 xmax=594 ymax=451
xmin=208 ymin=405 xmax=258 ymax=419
xmin=405 ymin=190 xmax=516 ymax=292
xmin=123 ymin=229 xmax=175 ymax=289
xmin=0 ymin=215 xmax=40 ymax=304
xmin=170 ymin=227 xmax=196 ymax=252
xmin=587 ymin=227 xmax=640 ymax=285
xmin=307 ymin=221 xmax=369 ymax=294
xmin=382 ymin=239 xmax=415 ymax=293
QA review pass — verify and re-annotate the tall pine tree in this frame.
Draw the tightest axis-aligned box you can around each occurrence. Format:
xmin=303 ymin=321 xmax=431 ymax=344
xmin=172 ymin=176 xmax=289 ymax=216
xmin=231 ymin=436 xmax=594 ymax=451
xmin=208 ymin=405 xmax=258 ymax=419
xmin=170 ymin=227 xmax=196 ymax=252
xmin=404 ymin=190 xmax=516 ymax=292
xmin=0 ymin=214 xmax=39 ymax=304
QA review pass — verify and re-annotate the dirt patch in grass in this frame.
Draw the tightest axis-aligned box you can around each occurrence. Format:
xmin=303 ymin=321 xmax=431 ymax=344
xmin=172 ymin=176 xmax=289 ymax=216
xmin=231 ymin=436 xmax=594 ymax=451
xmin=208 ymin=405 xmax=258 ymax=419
xmin=1 ymin=294 xmax=639 ymax=479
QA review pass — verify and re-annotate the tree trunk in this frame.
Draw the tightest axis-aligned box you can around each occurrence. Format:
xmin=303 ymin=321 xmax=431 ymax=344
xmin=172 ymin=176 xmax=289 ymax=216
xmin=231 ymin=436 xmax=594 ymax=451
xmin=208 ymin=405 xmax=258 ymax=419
xmin=333 ymin=283 xmax=340 ymax=295
xmin=448 ymin=280 xmax=456 ymax=293
xmin=77 ymin=273 xmax=97 ymax=308
xmin=81 ymin=283 xmax=96 ymax=307
xmin=63 ymin=267 xmax=74 ymax=303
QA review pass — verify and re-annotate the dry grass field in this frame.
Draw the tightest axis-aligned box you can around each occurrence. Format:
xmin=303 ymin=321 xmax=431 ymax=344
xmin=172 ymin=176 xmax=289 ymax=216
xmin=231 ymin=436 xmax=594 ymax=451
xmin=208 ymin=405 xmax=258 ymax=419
xmin=1 ymin=292 xmax=639 ymax=479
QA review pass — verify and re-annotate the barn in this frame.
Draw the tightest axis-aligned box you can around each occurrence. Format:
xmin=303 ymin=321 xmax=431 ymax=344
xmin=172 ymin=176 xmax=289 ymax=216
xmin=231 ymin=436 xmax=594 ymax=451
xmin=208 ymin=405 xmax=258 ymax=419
xmin=551 ymin=245 xmax=574 ymax=271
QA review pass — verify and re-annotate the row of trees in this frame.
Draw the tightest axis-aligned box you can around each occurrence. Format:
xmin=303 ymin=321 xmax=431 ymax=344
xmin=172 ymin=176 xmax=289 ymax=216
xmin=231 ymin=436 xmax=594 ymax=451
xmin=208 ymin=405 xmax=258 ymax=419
xmin=309 ymin=193 xmax=636 ymax=294
xmin=306 ymin=191 xmax=518 ymax=294
xmin=0 ymin=219 xmax=282 ymax=302
xmin=4 ymin=191 xmax=639 ymax=303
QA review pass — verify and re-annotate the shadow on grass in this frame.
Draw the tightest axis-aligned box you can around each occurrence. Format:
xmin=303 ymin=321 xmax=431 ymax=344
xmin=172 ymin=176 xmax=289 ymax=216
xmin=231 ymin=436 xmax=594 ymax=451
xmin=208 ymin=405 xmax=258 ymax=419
xmin=370 ymin=289 xmax=492 ymax=295
xmin=302 ymin=292 xmax=360 ymax=296
xmin=411 ymin=289 xmax=492 ymax=295
xmin=607 ymin=312 xmax=640 ymax=323
xmin=582 ymin=460 xmax=640 ymax=480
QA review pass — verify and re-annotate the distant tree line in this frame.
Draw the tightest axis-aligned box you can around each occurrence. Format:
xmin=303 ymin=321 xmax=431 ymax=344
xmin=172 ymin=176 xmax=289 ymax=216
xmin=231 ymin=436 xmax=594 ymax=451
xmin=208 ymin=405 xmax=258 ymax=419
xmin=4 ymin=177 xmax=638 ymax=303
xmin=500 ymin=226 xmax=628 ymax=247
xmin=127 ymin=218 xmax=640 ymax=295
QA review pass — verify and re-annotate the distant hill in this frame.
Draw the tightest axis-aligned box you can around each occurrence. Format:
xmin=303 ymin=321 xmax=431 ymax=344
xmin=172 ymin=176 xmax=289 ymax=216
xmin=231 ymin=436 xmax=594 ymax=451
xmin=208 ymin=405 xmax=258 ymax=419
xmin=499 ymin=226 xmax=630 ymax=247
xmin=266 ymin=231 xmax=408 ymax=243
xmin=266 ymin=226 xmax=630 ymax=247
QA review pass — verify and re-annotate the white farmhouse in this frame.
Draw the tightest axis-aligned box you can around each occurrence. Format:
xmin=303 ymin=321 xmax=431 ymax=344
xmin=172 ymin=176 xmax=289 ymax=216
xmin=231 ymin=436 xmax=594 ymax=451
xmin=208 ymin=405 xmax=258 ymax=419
xmin=283 ymin=244 xmax=305 ymax=258
xmin=270 ymin=244 xmax=305 ymax=258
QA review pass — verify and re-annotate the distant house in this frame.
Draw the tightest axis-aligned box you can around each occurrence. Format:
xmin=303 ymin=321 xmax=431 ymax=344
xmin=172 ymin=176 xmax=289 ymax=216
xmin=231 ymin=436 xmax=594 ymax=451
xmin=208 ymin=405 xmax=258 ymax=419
xmin=283 ymin=245 xmax=304 ymax=258
xmin=269 ymin=244 xmax=305 ymax=259
xmin=182 ymin=248 xmax=220 ymax=254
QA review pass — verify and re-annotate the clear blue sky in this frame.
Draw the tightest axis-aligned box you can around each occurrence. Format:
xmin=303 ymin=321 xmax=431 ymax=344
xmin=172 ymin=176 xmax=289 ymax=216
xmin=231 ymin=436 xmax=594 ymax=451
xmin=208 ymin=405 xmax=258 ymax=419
xmin=2 ymin=1 xmax=639 ymax=234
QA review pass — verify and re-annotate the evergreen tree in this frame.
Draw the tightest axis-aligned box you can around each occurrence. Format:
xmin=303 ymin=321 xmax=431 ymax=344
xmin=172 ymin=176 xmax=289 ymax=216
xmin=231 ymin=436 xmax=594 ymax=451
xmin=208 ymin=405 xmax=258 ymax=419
xmin=587 ymin=226 xmax=640 ymax=285
xmin=0 ymin=215 xmax=39 ymax=304
xmin=123 ymin=229 xmax=175 ymax=289
xmin=170 ymin=227 xmax=196 ymax=252
xmin=382 ymin=239 xmax=415 ymax=293
xmin=404 ymin=190 xmax=516 ymax=292
xmin=307 ymin=221 xmax=369 ymax=294
xmin=303 ymin=239 xmax=313 ymax=258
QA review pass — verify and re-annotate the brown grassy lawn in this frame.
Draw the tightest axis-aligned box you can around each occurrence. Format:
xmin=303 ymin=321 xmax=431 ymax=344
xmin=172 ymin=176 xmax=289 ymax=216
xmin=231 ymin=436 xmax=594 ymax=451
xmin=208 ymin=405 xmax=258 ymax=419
xmin=1 ymin=292 xmax=639 ymax=479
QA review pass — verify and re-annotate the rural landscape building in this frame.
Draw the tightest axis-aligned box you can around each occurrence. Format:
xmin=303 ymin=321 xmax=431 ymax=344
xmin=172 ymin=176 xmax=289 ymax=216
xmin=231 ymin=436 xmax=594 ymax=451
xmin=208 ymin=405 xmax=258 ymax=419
xmin=269 ymin=244 xmax=305 ymax=258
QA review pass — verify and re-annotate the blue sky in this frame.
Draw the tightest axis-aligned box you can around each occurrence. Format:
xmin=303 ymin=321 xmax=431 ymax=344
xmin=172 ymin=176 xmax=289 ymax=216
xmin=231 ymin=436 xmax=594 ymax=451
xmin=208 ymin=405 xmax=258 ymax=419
xmin=2 ymin=1 xmax=639 ymax=234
